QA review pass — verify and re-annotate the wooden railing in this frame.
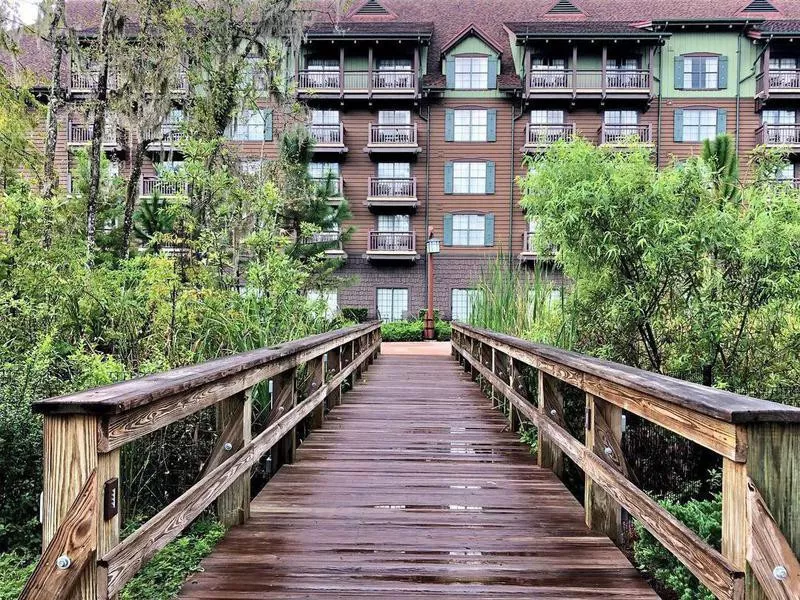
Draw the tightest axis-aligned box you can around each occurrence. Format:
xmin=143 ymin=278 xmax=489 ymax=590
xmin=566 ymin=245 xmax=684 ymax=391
xmin=20 ymin=323 xmax=382 ymax=600
xmin=757 ymin=124 xmax=800 ymax=146
xmin=367 ymin=231 xmax=416 ymax=253
xmin=139 ymin=177 xmax=188 ymax=197
xmin=309 ymin=123 xmax=344 ymax=146
xmin=757 ymin=69 xmax=800 ymax=96
xmin=600 ymin=123 xmax=652 ymax=145
xmin=67 ymin=121 xmax=120 ymax=146
xmin=451 ymin=323 xmax=800 ymax=600
xmin=297 ymin=69 xmax=416 ymax=94
xmin=525 ymin=123 xmax=575 ymax=147
xmin=367 ymin=177 xmax=417 ymax=199
xmin=70 ymin=71 xmax=118 ymax=92
xmin=368 ymin=123 xmax=418 ymax=146
xmin=528 ymin=69 xmax=650 ymax=92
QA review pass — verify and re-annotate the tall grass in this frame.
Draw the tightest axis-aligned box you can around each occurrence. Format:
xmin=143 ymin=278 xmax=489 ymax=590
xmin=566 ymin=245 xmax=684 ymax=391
xmin=469 ymin=256 xmax=576 ymax=349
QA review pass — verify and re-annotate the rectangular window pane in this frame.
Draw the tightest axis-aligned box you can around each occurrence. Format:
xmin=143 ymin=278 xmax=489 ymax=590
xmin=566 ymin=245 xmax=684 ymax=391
xmin=454 ymin=56 xmax=489 ymax=90
xmin=682 ymin=109 xmax=717 ymax=142
xmin=451 ymin=213 xmax=485 ymax=246
xmin=453 ymin=109 xmax=488 ymax=142
xmin=451 ymin=288 xmax=480 ymax=322
xmin=683 ymin=56 xmax=719 ymax=89
xmin=377 ymin=288 xmax=408 ymax=322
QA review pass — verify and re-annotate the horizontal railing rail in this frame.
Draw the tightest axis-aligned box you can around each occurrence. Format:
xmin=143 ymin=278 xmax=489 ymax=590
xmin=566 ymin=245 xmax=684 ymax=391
xmin=368 ymin=230 xmax=416 ymax=252
xmin=600 ymin=123 xmax=652 ymax=145
xmin=70 ymin=71 xmax=118 ymax=92
xmin=309 ymin=123 xmax=344 ymax=145
xmin=139 ymin=177 xmax=188 ymax=197
xmin=297 ymin=69 xmax=417 ymax=93
xmin=368 ymin=123 xmax=417 ymax=146
xmin=451 ymin=322 xmax=800 ymax=600
xmin=67 ymin=121 xmax=120 ymax=146
xmin=757 ymin=69 xmax=800 ymax=95
xmin=528 ymin=69 xmax=650 ymax=91
xmin=368 ymin=177 xmax=417 ymax=199
xmin=525 ymin=123 xmax=575 ymax=146
xmin=21 ymin=322 xmax=382 ymax=600
xmin=757 ymin=123 xmax=800 ymax=146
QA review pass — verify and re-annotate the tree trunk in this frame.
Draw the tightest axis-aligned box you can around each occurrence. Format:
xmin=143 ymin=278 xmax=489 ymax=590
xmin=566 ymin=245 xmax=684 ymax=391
xmin=41 ymin=0 xmax=66 ymax=248
xmin=86 ymin=0 xmax=113 ymax=261
xmin=121 ymin=139 xmax=146 ymax=257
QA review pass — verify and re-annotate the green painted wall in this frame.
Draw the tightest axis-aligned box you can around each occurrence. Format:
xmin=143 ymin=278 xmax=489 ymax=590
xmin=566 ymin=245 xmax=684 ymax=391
xmin=660 ymin=31 xmax=759 ymax=98
xmin=344 ymin=54 xmax=369 ymax=71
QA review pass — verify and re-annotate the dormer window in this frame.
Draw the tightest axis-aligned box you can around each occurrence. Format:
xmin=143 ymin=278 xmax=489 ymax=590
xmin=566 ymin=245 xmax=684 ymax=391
xmin=454 ymin=56 xmax=489 ymax=90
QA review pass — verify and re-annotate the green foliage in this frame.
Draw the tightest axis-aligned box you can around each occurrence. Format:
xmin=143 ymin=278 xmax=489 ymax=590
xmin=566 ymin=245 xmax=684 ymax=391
xmin=120 ymin=519 xmax=224 ymax=600
xmin=381 ymin=320 xmax=424 ymax=342
xmin=701 ymin=134 xmax=739 ymax=203
xmin=0 ymin=553 xmax=35 ymax=600
xmin=341 ymin=307 xmax=368 ymax=323
xmin=133 ymin=194 xmax=176 ymax=251
xmin=633 ymin=496 xmax=722 ymax=600
xmin=434 ymin=320 xmax=451 ymax=341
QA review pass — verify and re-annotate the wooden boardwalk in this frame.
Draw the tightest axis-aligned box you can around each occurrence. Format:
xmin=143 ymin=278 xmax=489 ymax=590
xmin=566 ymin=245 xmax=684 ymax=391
xmin=179 ymin=346 xmax=658 ymax=599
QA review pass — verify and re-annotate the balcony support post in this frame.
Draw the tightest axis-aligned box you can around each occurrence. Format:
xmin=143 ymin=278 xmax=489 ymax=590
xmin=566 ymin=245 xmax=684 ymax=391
xmin=648 ymin=46 xmax=655 ymax=97
xmin=763 ymin=43 xmax=771 ymax=99
xmin=601 ymin=45 xmax=607 ymax=98
xmin=368 ymin=46 xmax=373 ymax=96
xmin=413 ymin=46 xmax=420 ymax=95
xmin=524 ymin=46 xmax=531 ymax=96
xmin=339 ymin=46 xmax=345 ymax=96
xmin=572 ymin=45 xmax=578 ymax=98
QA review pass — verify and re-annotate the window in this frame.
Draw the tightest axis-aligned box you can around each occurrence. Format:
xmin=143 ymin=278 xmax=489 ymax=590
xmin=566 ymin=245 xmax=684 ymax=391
xmin=310 ymin=110 xmax=341 ymax=143
xmin=530 ymin=110 xmax=564 ymax=125
xmin=311 ymin=110 xmax=339 ymax=125
xmin=308 ymin=290 xmax=338 ymax=319
xmin=452 ymin=214 xmax=486 ymax=246
xmin=378 ymin=110 xmax=411 ymax=125
xmin=453 ymin=162 xmax=487 ymax=194
xmin=228 ymin=109 xmax=271 ymax=141
xmin=306 ymin=58 xmax=339 ymax=88
xmin=454 ymin=56 xmax=488 ymax=89
xmin=770 ymin=57 xmax=798 ymax=70
xmin=377 ymin=214 xmax=409 ymax=232
xmin=530 ymin=57 xmax=568 ymax=88
xmin=376 ymin=58 xmax=411 ymax=71
xmin=308 ymin=58 xmax=338 ymax=71
xmin=451 ymin=289 xmax=480 ymax=322
xmin=604 ymin=110 xmax=638 ymax=126
xmin=243 ymin=57 xmax=268 ymax=91
xmin=776 ymin=163 xmax=795 ymax=183
xmin=377 ymin=288 xmax=408 ymax=322
xmin=454 ymin=109 xmax=487 ymax=142
xmin=377 ymin=162 xmax=410 ymax=179
xmin=763 ymin=110 xmax=797 ymax=143
xmin=682 ymin=109 xmax=718 ymax=142
xmin=607 ymin=58 xmax=640 ymax=87
xmin=309 ymin=162 xmax=340 ymax=195
xmin=683 ymin=56 xmax=719 ymax=89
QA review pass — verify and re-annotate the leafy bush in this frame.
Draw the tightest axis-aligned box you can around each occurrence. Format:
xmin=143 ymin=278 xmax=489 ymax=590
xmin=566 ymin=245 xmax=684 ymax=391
xmin=633 ymin=495 xmax=721 ymax=600
xmin=120 ymin=519 xmax=224 ymax=600
xmin=341 ymin=307 xmax=368 ymax=323
xmin=381 ymin=320 xmax=424 ymax=341
xmin=434 ymin=320 xmax=451 ymax=341
xmin=0 ymin=553 xmax=35 ymax=600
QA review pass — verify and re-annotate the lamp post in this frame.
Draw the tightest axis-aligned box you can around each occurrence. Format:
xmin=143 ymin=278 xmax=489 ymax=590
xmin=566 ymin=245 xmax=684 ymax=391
xmin=424 ymin=227 xmax=440 ymax=340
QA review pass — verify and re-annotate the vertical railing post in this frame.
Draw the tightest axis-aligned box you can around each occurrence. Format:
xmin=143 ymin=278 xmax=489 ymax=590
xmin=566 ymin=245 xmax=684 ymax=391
xmin=326 ymin=346 xmax=342 ymax=409
xmin=507 ymin=357 xmax=523 ymax=433
xmin=537 ymin=371 xmax=565 ymax=479
xmin=584 ymin=393 xmax=625 ymax=545
xmin=721 ymin=452 xmax=748 ymax=577
xmin=490 ymin=348 xmax=498 ymax=409
xmin=271 ymin=368 xmax=297 ymax=474
xmin=355 ymin=335 xmax=364 ymax=380
xmin=307 ymin=357 xmax=325 ymax=430
xmin=216 ymin=388 xmax=253 ymax=527
xmin=346 ymin=340 xmax=356 ymax=389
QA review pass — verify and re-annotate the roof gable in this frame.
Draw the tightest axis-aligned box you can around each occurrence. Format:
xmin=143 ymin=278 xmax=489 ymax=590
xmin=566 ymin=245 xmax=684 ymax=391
xmin=547 ymin=0 xmax=582 ymax=15
xmin=355 ymin=0 xmax=390 ymax=16
xmin=742 ymin=0 xmax=778 ymax=12
xmin=440 ymin=24 xmax=504 ymax=57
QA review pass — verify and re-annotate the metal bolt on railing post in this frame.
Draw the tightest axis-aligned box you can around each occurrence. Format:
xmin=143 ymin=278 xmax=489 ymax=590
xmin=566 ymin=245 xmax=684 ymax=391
xmin=773 ymin=565 xmax=788 ymax=581
xmin=55 ymin=555 xmax=72 ymax=570
xmin=604 ymin=447 xmax=613 ymax=457
xmin=223 ymin=442 xmax=233 ymax=451
xmin=550 ymin=409 xmax=557 ymax=417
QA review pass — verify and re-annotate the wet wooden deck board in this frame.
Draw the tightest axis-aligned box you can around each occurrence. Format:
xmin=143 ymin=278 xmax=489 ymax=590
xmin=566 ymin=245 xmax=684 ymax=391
xmin=179 ymin=353 xmax=658 ymax=599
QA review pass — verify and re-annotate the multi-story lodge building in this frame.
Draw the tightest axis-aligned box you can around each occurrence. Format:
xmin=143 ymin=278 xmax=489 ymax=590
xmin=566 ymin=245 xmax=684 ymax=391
xmin=13 ymin=0 xmax=800 ymax=321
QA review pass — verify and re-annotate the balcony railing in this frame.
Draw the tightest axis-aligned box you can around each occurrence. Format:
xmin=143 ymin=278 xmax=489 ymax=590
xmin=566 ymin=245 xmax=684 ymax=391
xmin=309 ymin=123 xmax=344 ymax=147
xmin=173 ymin=70 xmax=189 ymax=93
xmin=520 ymin=232 xmax=556 ymax=260
xmin=757 ymin=124 xmax=800 ymax=146
xmin=311 ymin=176 xmax=344 ymax=198
xmin=304 ymin=231 xmax=341 ymax=244
xmin=525 ymin=123 xmax=575 ymax=147
xmin=367 ymin=231 xmax=416 ymax=253
xmin=297 ymin=69 xmax=416 ymax=94
xmin=599 ymin=123 xmax=652 ymax=145
xmin=67 ymin=121 xmax=120 ymax=146
xmin=757 ymin=69 xmax=800 ymax=97
xmin=367 ymin=177 xmax=416 ymax=200
xmin=368 ymin=123 xmax=418 ymax=146
xmin=70 ymin=71 xmax=118 ymax=93
xmin=528 ymin=69 xmax=650 ymax=93
xmin=147 ymin=123 xmax=185 ymax=147
xmin=140 ymin=177 xmax=188 ymax=198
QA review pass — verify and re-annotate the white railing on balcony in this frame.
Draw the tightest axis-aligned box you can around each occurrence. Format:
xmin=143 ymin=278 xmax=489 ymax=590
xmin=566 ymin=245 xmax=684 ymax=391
xmin=368 ymin=231 xmax=416 ymax=253
xmin=368 ymin=123 xmax=417 ymax=146
xmin=173 ymin=70 xmax=190 ymax=93
xmin=67 ymin=121 xmax=120 ymax=146
xmin=140 ymin=177 xmax=188 ymax=197
xmin=311 ymin=176 xmax=343 ymax=197
xmin=70 ymin=71 xmax=117 ymax=92
xmin=600 ymin=123 xmax=652 ymax=145
xmin=309 ymin=123 xmax=344 ymax=146
xmin=298 ymin=71 xmax=340 ymax=90
xmin=528 ymin=69 xmax=650 ymax=92
xmin=147 ymin=122 xmax=184 ymax=146
xmin=758 ymin=124 xmax=800 ymax=146
xmin=525 ymin=123 xmax=575 ymax=147
xmin=297 ymin=69 xmax=416 ymax=93
xmin=367 ymin=177 xmax=416 ymax=200
xmin=306 ymin=231 xmax=342 ymax=244
xmin=372 ymin=70 xmax=414 ymax=91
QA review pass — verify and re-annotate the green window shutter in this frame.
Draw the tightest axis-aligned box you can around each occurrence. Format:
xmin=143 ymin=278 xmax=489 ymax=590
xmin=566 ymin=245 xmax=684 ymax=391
xmin=674 ymin=56 xmax=684 ymax=90
xmin=485 ymin=161 xmax=495 ymax=194
xmin=717 ymin=109 xmax=727 ymax=134
xmin=674 ymin=109 xmax=684 ymax=142
xmin=443 ymin=213 xmax=453 ymax=246
xmin=265 ymin=110 xmax=273 ymax=141
xmin=445 ymin=109 xmax=455 ymax=142
xmin=445 ymin=57 xmax=455 ymax=89
xmin=444 ymin=162 xmax=454 ymax=194
xmin=487 ymin=57 xmax=498 ymax=89
xmin=487 ymin=109 xmax=497 ymax=142
xmin=483 ymin=213 xmax=495 ymax=246
xmin=718 ymin=56 xmax=728 ymax=89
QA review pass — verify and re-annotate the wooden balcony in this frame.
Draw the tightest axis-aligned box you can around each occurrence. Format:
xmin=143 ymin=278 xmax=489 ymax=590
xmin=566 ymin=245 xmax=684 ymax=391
xmin=67 ymin=121 xmax=123 ymax=150
xmin=366 ymin=231 xmax=418 ymax=261
xmin=522 ymin=123 xmax=575 ymax=152
xmin=311 ymin=176 xmax=345 ymax=202
xmin=309 ymin=124 xmax=347 ymax=153
xmin=599 ymin=123 xmax=653 ymax=147
xmin=526 ymin=69 xmax=651 ymax=100
xmin=69 ymin=71 xmax=117 ymax=94
xmin=756 ymin=69 xmax=800 ymax=101
xmin=300 ymin=231 xmax=347 ymax=259
xmin=139 ymin=177 xmax=188 ymax=198
xmin=519 ymin=232 xmax=555 ymax=262
xmin=173 ymin=70 xmax=190 ymax=94
xmin=365 ymin=123 xmax=420 ymax=154
xmin=146 ymin=123 xmax=185 ymax=152
xmin=366 ymin=177 xmax=417 ymax=209
xmin=757 ymin=124 xmax=800 ymax=151
xmin=296 ymin=69 xmax=417 ymax=99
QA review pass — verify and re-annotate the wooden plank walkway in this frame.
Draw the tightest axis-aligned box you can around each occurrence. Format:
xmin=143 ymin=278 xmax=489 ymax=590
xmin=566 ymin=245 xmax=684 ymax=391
xmin=179 ymin=345 xmax=658 ymax=599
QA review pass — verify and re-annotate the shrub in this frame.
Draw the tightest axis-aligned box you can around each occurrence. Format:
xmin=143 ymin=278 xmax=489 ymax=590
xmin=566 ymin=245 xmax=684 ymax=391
xmin=633 ymin=495 xmax=721 ymax=600
xmin=381 ymin=320 xmax=424 ymax=342
xmin=0 ymin=553 xmax=35 ymax=600
xmin=341 ymin=307 xmax=368 ymax=323
xmin=434 ymin=320 xmax=451 ymax=341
